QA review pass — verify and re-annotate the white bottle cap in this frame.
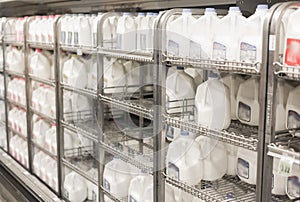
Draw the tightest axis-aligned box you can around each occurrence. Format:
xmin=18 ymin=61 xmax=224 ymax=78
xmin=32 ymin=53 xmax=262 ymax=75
xmin=123 ymin=12 xmax=131 ymax=16
xmin=146 ymin=12 xmax=154 ymax=16
xmin=182 ymin=9 xmax=192 ymax=14
xmin=229 ymin=7 xmax=241 ymax=12
xmin=205 ymin=8 xmax=216 ymax=13
xmin=137 ymin=12 xmax=145 ymax=17
xmin=256 ymin=4 xmax=268 ymax=10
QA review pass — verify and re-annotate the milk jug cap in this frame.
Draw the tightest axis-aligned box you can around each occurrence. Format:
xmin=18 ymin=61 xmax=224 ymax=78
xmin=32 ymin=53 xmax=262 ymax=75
xmin=123 ymin=12 xmax=131 ymax=17
xmin=229 ymin=7 xmax=241 ymax=12
xmin=36 ymin=48 xmax=42 ymax=53
xmin=152 ymin=13 xmax=158 ymax=17
xmin=138 ymin=12 xmax=146 ymax=17
xmin=256 ymin=4 xmax=268 ymax=10
xmin=182 ymin=9 xmax=192 ymax=14
xmin=146 ymin=12 xmax=154 ymax=16
xmin=176 ymin=66 xmax=184 ymax=70
xmin=180 ymin=130 xmax=189 ymax=136
xmin=205 ymin=8 xmax=216 ymax=13
xmin=97 ymin=12 xmax=103 ymax=16
xmin=208 ymin=71 xmax=219 ymax=79
xmin=113 ymin=156 xmax=120 ymax=159
xmin=78 ymin=13 xmax=84 ymax=17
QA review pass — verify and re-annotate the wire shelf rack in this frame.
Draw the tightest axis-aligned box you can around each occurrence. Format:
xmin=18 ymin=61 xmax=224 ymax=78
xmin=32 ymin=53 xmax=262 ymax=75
xmin=28 ymin=74 xmax=55 ymax=87
xmin=60 ymin=45 xmax=97 ymax=55
xmin=274 ymin=62 xmax=300 ymax=81
xmin=27 ymin=42 xmax=55 ymax=51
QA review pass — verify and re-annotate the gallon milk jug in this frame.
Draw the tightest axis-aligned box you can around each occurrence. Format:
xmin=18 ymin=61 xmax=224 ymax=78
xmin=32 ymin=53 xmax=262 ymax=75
xmin=45 ymin=124 xmax=56 ymax=154
xmin=165 ymin=115 xmax=193 ymax=142
xmin=123 ymin=60 xmax=140 ymax=93
xmin=116 ymin=13 xmax=137 ymax=51
xmin=166 ymin=66 xmax=195 ymax=114
xmin=91 ymin=13 xmax=99 ymax=48
xmin=195 ymin=72 xmax=231 ymax=130
xmin=222 ymin=74 xmax=245 ymax=120
xmin=64 ymin=171 xmax=88 ymax=202
xmin=286 ymin=85 xmax=300 ymax=133
xmin=190 ymin=8 xmax=219 ymax=59
xmin=128 ymin=170 xmax=152 ymax=202
xmin=67 ymin=14 xmax=76 ymax=46
xmin=226 ymin=143 xmax=238 ymax=176
xmin=0 ymin=126 xmax=6 ymax=150
xmin=29 ymin=49 xmax=51 ymax=79
xmin=40 ymin=155 xmax=52 ymax=181
xmin=167 ymin=9 xmax=196 ymax=57
xmin=103 ymin=16 xmax=117 ymax=48
xmin=103 ymin=58 xmax=126 ymax=94
xmin=87 ymin=168 xmax=98 ymax=201
xmin=33 ymin=151 xmax=44 ymax=177
xmin=87 ymin=55 xmax=97 ymax=91
xmin=103 ymin=157 xmax=133 ymax=202
xmin=20 ymin=140 xmax=28 ymax=168
xmin=236 ymin=76 xmax=260 ymax=126
xmin=60 ymin=14 xmax=71 ymax=45
xmin=46 ymin=159 xmax=58 ymax=192
xmin=33 ymin=118 xmax=51 ymax=146
xmin=196 ymin=136 xmax=227 ymax=181
xmin=166 ymin=131 xmax=202 ymax=185
xmin=272 ymin=154 xmax=287 ymax=195
xmin=283 ymin=7 xmax=300 ymax=68
xmin=240 ymin=5 xmax=268 ymax=63
xmin=139 ymin=12 xmax=156 ymax=52
xmin=185 ymin=68 xmax=203 ymax=87
xmin=74 ymin=14 xmax=91 ymax=47
xmin=275 ymin=80 xmax=293 ymax=131
xmin=6 ymin=47 xmax=24 ymax=73
xmin=286 ymin=162 xmax=300 ymax=200
xmin=237 ymin=147 xmax=257 ymax=185
xmin=135 ymin=13 xmax=145 ymax=51
xmin=212 ymin=7 xmax=246 ymax=61
xmin=63 ymin=55 xmax=88 ymax=89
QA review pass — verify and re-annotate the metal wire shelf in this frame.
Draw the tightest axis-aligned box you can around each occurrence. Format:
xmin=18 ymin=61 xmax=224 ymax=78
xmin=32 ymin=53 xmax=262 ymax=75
xmin=5 ymin=69 xmax=25 ymax=78
xmin=268 ymin=144 xmax=300 ymax=165
xmin=28 ymin=74 xmax=55 ymax=87
xmin=7 ymin=99 xmax=26 ymax=110
xmin=27 ymin=42 xmax=55 ymax=51
xmin=3 ymin=40 xmax=24 ymax=46
xmin=60 ymin=45 xmax=97 ymax=55
xmin=62 ymin=83 xmax=97 ymax=99
xmin=274 ymin=62 xmax=300 ymax=81
xmin=98 ymin=48 xmax=154 ymax=63
xmin=101 ymin=186 xmax=125 ymax=202
xmin=8 ymin=126 xmax=27 ymax=140
xmin=30 ymin=107 xmax=56 ymax=123
xmin=164 ymin=55 xmax=261 ymax=75
xmin=32 ymin=140 xmax=57 ymax=160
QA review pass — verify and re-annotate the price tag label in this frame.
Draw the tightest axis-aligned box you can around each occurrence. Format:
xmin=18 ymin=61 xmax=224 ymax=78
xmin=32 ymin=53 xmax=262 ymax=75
xmin=278 ymin=153 xmax=295 ymax=176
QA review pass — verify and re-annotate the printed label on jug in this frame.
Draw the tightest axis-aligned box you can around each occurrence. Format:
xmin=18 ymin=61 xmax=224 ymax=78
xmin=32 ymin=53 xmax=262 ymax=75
xmin=285 ymin=38 xmax=300 ymax=66
xmin=64 ymin=190 xmax=69 ymax=199
xmin=104 ymin=179 xmax=110 ymax=192
xmin=237 ymin=158 xmax=249 ymax=179
xmin=168 ymin=162 xmax=179 ymax=180
xmin=287 ymin=176 xmax=300 ymax=199
xmin=92 ymin=190 xmax=97 ymax=202
xmin=287 ymin=110 xmax=300 ymax=129
xmin=168 ymin=40 xmax=179 ymax=56
xmin=240 ymin=42 xmax=257 ymax=62
xmin=238 ymin=102 xmax=251 ymax=122
xmin=213 ymin=42 xmax=226 ymax=60
xmin=189 ymin=40 xmax=201 ymax=58
xmin=165 ymin=124 xmax=174 ymax=140
xmin=140 ymin=34 xmax=147 ymax=50
xmin=74 ymin=32 xmax=79 ymax=45
xmin=278 ymin=154 xmax=294 ymax=176
xmin=67 ymin=32 xmax=72 ymax=45
xmin=129 ymin=195 xmax=138 ymax=202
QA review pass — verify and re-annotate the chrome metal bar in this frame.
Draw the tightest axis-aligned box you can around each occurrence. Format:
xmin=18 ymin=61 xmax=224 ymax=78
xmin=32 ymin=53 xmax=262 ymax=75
xmin=5 ymin=69 xmax=25 ymax=78
xmin=30 ymin=107 xmax=56 ymax=123
xmin=61 ymin=83 xmax=97 ymax=98
xmin=27 ymin=42 xmax=55 ymax=51
xmin=28 ymin=74 xmax=55 ymax=87
xmin=31 ymin=140 xmax=57 ymax=160
xmin=60 ymin=45 xmax=97 ymax=55
xmin=7 ymin=99 xmax=27 ymax=110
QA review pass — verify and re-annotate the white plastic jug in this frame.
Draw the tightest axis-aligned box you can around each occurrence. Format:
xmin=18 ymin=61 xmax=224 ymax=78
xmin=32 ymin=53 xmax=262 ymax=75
xmin=272 ymin=155 xmax=287 ymax=195
xmin=46 ymin=158 xmax=58 ymax=191
xmin=39 ymin=86 xmax=55 ymax=117
xmin=240 ymin=5 xmax=268 ymax=63
xmin=19 ymin=109 xmax=27 ymax=136
xmin=184 ymin=68 xmax=203 ymax=87
xmin=87 ymin=55 xmax=97 ymax=91
xmin=87 ymin=168 xmax=98 ymax=201
xmin=165 ymin=116 xmax=193 ymax=142
xmin=135 ymin=13 xmax=146 ymax=51
xmin=166 ymin=66 xmax=195 ymax=114
xmin=237 ymin=147 xmax=257 ymax=185
xmin=283 ymin=7 xmax=300 ymax=67
xmin=6 ymin=47 xmax=24 ymax=73
xmin=40 ymin=155 xmax=52 ymax=181
xmin=73 ymin=14 xmax=91 ymax=47
xmin=167 ymin=9 xmax=196 ymax=57
xmin=196 ymin=136 xmax=227 ymax=181
xmin=116 ymin=13 xmax=137 ymax=51
xmin=212 ymin=7 xmax=246 ymax=61
xmin=103 ymin=58 xmax=126 ymax=94
xmin=166 ymin=130 xmax=202 ymax=185
xmin=286 ymin=163 xmax=300 ymax=200
xmin=128 ymin=171 xmax=152 ymax=202
xmin=45 ymin=124 xmax=56 ymax=154
xmin=29 ymin=49 xmax=51 ymax=79
xmin=222 ymin=74 xmax=245 ymax=120
xmin=32 ymin=118 xmax=51 ymax=146
xmin=0 ymin=126 xmax=6 ymax=150
xmin=286 ymin=85 xmax=300 ymax=132
xmin=19 ymin=140 xmax=28 ymax=168
xmin=33 ymin=151 xmax=44 ymax=177
xmin=138 ymin=13 xmax=156 ymax=52
xmin=190 ymin=8 xmax=219 ymax=59
xmin=64 ymin=171 xmax=88 ymax=202
xmin=103 ymin=157 xmax=133 ymax=202
xmin=60 ymin=14 xmax=71 ymax=45
xmin=123 ymin=60 xmax=140 ymax=93
xmin=63 ymin=55 xmax=88 ymax=89
xmin=275 ymin=80 xmax=293 ymax=131
xmin=67 ymin=14 xmax=76 ymax=46
xmin=195 ymin=72 xmax=231 ymax=130
xmin=236 ymin=76 xmax=260 ymax=126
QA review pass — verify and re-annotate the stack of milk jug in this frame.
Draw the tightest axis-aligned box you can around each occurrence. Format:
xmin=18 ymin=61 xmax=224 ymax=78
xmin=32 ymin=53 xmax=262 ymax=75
xmin=0 ymin=74 xmax=6 ymax=150
xmin=9 ymin=135 xmax=28 ymax=168
xmin=6 ymin=46 xmax=25 ymax=73
xmin=4 ymin=17 xmax=27 ymax=42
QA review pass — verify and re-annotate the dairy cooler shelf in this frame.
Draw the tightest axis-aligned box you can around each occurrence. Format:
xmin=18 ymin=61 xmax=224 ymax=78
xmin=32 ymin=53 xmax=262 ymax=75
xmin=3 ymin=40 xmax=24 ymax=47
xmin=28 ymin=74 xmax=55 ymax=87
xmin=165 ymin=116 xmax=258 ymax=151
xmin=27 ymin=42 xmax=55 ymax=51
xmin=98 ymin=48 xmax=154 ymax=63
xmin=163 ymin=56 xmax=261 ymax=75
xmin=30 ymin=107 xmax=55 ymax=123
xmin=62 ymin=83 xmax=97 ymax=98
xmin=7 ymin=99 xmax=26 ymax=110
xmin=268 ymin=144 xmax=300 ymax=165
xmin=60 ymin=45 xmax=97 ymax=55
xmin=7 ymin=127 xmax=27 ymax=141
xmin=101 ymin=186 xmax=124 ymax=202
xmin=31 ymin=140 xmax=57 ymax=160
xmin=5 ymin=69 xmax=25 ymax=78
xmin=273 ymin=62 xmax=300 ymax=81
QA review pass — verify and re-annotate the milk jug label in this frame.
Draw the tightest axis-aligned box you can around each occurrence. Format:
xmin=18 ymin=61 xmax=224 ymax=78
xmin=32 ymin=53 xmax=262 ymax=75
xmin=278 ymin=154 xmax=294 ymax=176
xmin=287 ymin=176 xmax=300 ymax=198
xmin=129 ymin=195 xmax=138 ymax=202
xmin=213 ymin=42 xmax=226 ymax=60
xmin=74 ymin=32 xmax=79 ymax=45
xmin=287 ymin=110 xmax=300 ymax=129
xmin=237 ymin=158 xmax=249 ymax=179
xmin=238 ymin=102 xmax=251 ymax=122
xmin=168 ymin=40 xmax=179 ymax=56
xmin=140 ymin=34 xmax=147 ymax=50
xmin=168 ymin=162 xmax=179 ymax=180
xmin=104 ymin=179 xmax=110 ymax=192
xmin=285 ymin=38 xmax=300 ymax=66
xmin=189 ymin=40 xmax=201 ymax=58
xmin=67 ymin=32 xmax=72 ymax=45
xmin=240 ymin=42 xmax=257 ymax=62
xmin=165 ymin=125 xmax=174 ymax=139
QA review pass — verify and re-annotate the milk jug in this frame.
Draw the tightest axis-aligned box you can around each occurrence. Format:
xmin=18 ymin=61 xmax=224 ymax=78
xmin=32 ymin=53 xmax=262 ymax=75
xmin=240 ymin=5 xmax=268 ymax=63
xmin=123 ymin=60 xmax=140 ymax=93
xmin=29 ymin=49 xmax=51 ymax=79
xmin=167 ymin=9 xmax=196 ymax=57
xmin=190 ymin=8 xmax=219 ymax=59
xmin=195 ymin=72 xmax=231 ymax=130
xmin=184 ymin=68 xmax=203 ymax=87
xmin=165 ymin=116 xmax=193 ymax=142
xmin=135 ymin=13 xmax=146 ymax=51
xmin=74 ymin=14 xmax=91 ymax=47
xmin=237 ymin=147 xmax=257 ymax=185
xmin=33 ymin=151 xmax=44 ymax=177
xmin=222 ymin=74 xmax=245 ymax=120
xmin=40 ymin=155 xmax=52 ymax=181
xmin=166 ymin=66 xmax=195 ymax=114
xmin=0 ymin=126 xmax=6 ymax=150
xmin=87 ymin=55 xmax=97 ymax=91
xmin=60 ymin=14 xmax=71 ymax=45
xmin=196 ymin=136 xmax=227 ymax=181
xmin=33 ymin=118 xmax=51 ymax=146
xmin=64 ymin=171 xmax=88 ymax=202
xmin=6 ymin=47 xmax=24 ymax=73
xmin=166 ymin=130 xmax=202 ymax=185
xmin=286 ymin=85 xmax=300 ymax=132
xmin=46 ymin=159 xmax=58 ymax=191
xmin=283 ymin=7 xmax=300 ymax=68
xmin=62 ymin=55 xmax=88 ymax=89
xmin=91 ymin=13 xmax=99 ymax=48
xmin=87 ymin=168 xmax=98 ymax=202
xmin=19 ymin=140 xmax=28 ymax=168
xmin=272 ymin=155 xmax=287 ymax=195
xmin=275 ymin=80 xmax=293 ymax=131
xmin=103 ymin=157 xmax=133 ymax=202
xmin=212 ymin=7 xmax=246 ymax=61
xmin=286 ymin=162 xmax=300 ymax=200
xmin=103 ymin=58 xmax=126 ymax=94
xmin=128 ymin=170 xmax=152 ymax=202
xmin=28 ymin=17 xmax=38 ymax=42
xmin=0 ymin=101 xmax=5 ymax=122
xmin=45 ymin=124 xmax=56 ymax=154
xmin=138 ymin=13 xmax=156 ymax=52
xmin=236 ymin=76 xmax=260 ymax=126
xmin=102 ymin=16 xmax=117 ymax=48
xmin=116 ymin=13 xmax=137 ymax=51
